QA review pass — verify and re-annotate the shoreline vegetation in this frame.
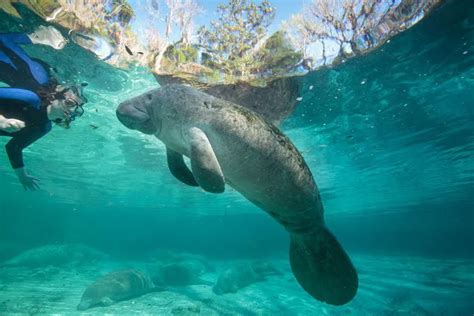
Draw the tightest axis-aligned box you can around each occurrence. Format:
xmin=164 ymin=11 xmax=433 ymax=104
xmin=1 ymin=0 xmax=442 ymax=88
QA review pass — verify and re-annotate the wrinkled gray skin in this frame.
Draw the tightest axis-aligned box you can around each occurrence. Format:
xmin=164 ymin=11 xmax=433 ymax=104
xmin=1 ymin=244 xmax=107 ymax=268
xmin=149 ymin=260 xmax=211 ymax=287
xmin=116 ymin=84 xmax=358 ymax=305
xmin=213 ymin=262 xmax=281 ymax=295
xmin=77 ymin=269 xmax=161 ymax=311
xmin=154 ymin=74 xmax=301 ymax=125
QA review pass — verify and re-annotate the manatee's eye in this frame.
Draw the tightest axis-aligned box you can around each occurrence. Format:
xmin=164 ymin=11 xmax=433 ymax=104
xmin=147 ymin=94 xmax=152 ymax=101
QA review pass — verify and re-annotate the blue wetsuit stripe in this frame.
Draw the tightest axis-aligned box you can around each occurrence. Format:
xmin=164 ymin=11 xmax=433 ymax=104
xmin=0 ymin=33 xmax=53 ymax=170
xmin=0 ymin=88 xmax=41 ymax=110
xmin=0 ymin=33 xmax=49 ymax=86
xmin=0 ymin=33 xmax=32 ymax=45
xmin=0 ymin=50 xmax=15 ymax=67
xmin=0 ymin=87 xmax=48 ymax=169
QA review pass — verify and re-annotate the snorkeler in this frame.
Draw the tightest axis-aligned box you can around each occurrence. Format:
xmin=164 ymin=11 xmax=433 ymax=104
xmin=0 ymin=26 xmax=88 ymax=191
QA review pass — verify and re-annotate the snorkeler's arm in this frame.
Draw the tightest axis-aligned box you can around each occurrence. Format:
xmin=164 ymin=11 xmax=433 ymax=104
xmin=0 ymin=114 xmax=25 ymax=133
xmin=0 ymin=88 xmax=42 ymax=110
xmin=5 ymin=126 xmax=50 ymax=169
xmin=5 ymin=125 xmax=50 ymax=190
xmin=0 ymin=89 xmax=41 ymax=132
xmin=14 ymin=166 xmax=40 ymax=191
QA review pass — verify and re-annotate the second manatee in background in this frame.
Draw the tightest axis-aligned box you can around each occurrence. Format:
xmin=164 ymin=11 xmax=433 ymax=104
xmin=77 ymin=269 xmax=163 ymax=311
xmin=213 ymin=261 xmax=281 ymax=295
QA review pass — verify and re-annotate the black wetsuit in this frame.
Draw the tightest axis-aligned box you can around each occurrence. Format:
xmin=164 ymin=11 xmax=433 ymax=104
xmin=0 ymin=33 xmax=55 ymax=169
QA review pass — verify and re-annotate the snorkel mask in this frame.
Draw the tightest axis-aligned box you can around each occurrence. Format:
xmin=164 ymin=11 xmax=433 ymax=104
xmin=53 ymin=83 xmax=88 ymax=128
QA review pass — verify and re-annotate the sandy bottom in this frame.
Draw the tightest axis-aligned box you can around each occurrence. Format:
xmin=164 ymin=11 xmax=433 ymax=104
xmin=0 ymin=254 xmax=472 ymax=315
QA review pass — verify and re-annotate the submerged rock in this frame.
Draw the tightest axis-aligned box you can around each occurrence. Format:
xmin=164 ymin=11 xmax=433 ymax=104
xmin=1 ymin=243 xmax=108 ymax=268
xmin=77 ymin=269 xmax=163 ymax=311
xmin=148 ymin=252 xmax=213 ymax=286
xmin=213 ymin=261 xmax=281 ymax=295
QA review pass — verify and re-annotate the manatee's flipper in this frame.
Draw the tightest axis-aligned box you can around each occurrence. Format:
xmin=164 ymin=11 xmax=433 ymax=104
xmin=188 ymin=127 xmax=225 ymax=193
xmin=289 ymin=226 xmax=358 ymax=306
xmin=100 ymin=297 xmax=115 ymax=307
xmin=166 ymin=147 xmax=199 ymax=186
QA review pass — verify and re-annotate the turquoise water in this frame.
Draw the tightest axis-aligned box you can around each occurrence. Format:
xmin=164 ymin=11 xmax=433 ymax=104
xmin=0 ymin=1 xmax=473 ymax=315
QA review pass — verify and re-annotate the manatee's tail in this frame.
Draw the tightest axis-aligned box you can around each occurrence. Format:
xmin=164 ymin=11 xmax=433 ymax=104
xmin=289 ymin=226 xmax=358 ymax=305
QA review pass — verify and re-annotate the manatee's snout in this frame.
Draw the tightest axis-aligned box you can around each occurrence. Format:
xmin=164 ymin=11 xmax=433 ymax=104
xmin=212 ymin=285 xmax=223 ymax=295
xmin=116 ymin=100 xmax=158 ymax=135
xmin=116 ymin=101 xmax=149 ymax=128
xmin=76 ymin=301 xmax=91 ymax=311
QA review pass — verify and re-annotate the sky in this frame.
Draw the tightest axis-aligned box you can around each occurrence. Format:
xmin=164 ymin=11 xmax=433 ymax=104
xmin=193 ymin=0 xmax=305 ymax=30
xmin=128 ymin=0 xmax=305 ymax=44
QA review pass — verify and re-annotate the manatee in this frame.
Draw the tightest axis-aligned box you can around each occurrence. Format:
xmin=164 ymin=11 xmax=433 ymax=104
xmin=213 ymin=261 xmax=281 ymax=295
xmin=77 ymin=269 xmax=163 ymax=311
xmin=1 ymin=243 xmax=107 ymax=268
xmin=150 ymin=260 xmax=211 ymax=287
xmin=146 ymin=252 xmax=212 ymax=287
xmin=0 ymin=241 xmax=20 ymax=263
xmin=116 ymin=84 xmax=358 ymax=305
xmin=154 ymin=74 xmax=301 ymax=125
xmin=147 ymin=250 xmax=214 ymax=272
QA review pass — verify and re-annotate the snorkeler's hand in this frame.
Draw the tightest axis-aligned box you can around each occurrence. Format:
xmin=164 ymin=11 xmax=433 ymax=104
xmin=0 ymin=118 xmax=25 ymax=133
xmin=28 ymin=26 xmax=67 ymax=49
xmin=14 ymin=167 xmax=40 ymax=191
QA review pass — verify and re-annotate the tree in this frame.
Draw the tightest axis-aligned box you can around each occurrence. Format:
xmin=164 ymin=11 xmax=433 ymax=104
xmin=164 ymin=0 xmax=179 ymax=38
xmin=108 ymin=0 xmax=135 ymax=27
xmin=254 ymin=31 xmax=303 ymax=77
xmin=145 ymin=27 xmax=168 ymax=70
xmin=140 ymin=0 xmax=171 ymax=72
xmin=175 ymin=0 xmax=201 ymax=46
xmin=140 ymin=0 xmax=202 ymax=73
xmin=283 ymin=13 xmax=321 ymax=60
xmin=198 ymin=0 xmax=275 ymax=77
xmin=284 ymin=0 xmax=441 ymax=67
xmin=60 ymin=0 xmax=108 ymax=30
xmin=0 ymin=1 xmax=21 ymax=18
xmin=56 ymin=0 xmax=135 ymax=34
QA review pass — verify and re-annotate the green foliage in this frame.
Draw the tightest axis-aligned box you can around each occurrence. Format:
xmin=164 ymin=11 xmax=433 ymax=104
xmin=255 ymin=31 xmax=303 ymax=75
xmin=162 ymin=43 xmax=200 ymax=71
xmin=108 ymin=0 xmax=135 ymax=27
xmin=198 ymin=0 xmax=275 ymax=76
xmin=31 ymin=0 xmax=61 ymax=14
xmin=165 ymin=44 xmax=198 ymax=63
